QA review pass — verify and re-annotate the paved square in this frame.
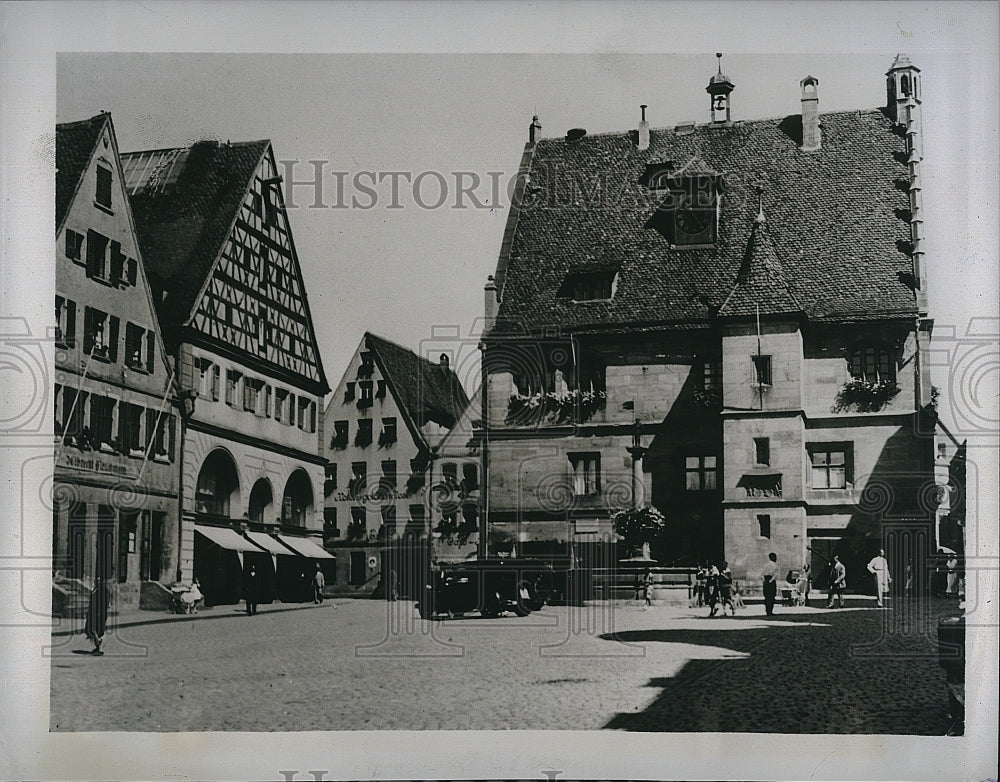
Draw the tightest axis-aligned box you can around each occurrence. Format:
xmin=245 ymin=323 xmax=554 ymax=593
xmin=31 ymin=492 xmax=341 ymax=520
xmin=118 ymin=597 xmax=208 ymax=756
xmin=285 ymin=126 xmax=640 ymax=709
xmin=49 ymin=598 xmax=958 ymax=733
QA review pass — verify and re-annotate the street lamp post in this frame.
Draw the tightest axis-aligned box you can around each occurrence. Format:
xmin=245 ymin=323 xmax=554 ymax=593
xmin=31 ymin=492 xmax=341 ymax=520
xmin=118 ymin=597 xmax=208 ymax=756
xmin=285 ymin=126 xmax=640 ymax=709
xmin=624 ymin=418 xmax=652 ymax=561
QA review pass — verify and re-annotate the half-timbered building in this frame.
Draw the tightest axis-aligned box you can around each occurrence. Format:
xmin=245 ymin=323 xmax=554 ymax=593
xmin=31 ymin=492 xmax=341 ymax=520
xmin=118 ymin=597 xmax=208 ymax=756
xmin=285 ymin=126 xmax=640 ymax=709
xmin=482 ymin=54 xmax=938 ymax=592
xmin=122 ymin=138 xmax=331 ymax=606
xmin=54 ymin=113 xmax=179 ymax=610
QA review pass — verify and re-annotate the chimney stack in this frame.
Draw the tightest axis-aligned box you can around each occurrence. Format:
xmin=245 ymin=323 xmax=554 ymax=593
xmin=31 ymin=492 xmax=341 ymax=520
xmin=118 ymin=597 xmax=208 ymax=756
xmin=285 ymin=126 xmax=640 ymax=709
xmin=529 ymin=115 xmax=542 ymax=145
xmin=638 ymin=104 xmax=650 ymax=151
xmin=484 ymin=275 xmax=498 ymax=332
xmin=800 ymin=75 xmax=821 ymax=151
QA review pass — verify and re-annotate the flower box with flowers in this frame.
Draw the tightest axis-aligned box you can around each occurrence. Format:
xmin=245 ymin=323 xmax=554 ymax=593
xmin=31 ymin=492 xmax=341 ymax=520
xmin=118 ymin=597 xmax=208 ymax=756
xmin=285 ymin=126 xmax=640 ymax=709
xmin=834 ymin=376 xmax=900 ymax=413
xmin=506 ymin=389 xmax=607 ymax=425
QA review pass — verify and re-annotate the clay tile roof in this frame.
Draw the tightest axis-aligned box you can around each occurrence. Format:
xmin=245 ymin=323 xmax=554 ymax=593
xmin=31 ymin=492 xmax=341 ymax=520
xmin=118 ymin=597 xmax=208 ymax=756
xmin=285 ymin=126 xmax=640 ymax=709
xmin=55 ymin=113 xmax=109 ymax=231
xmin=122 ymin=139 xmax=269 ymax=327
xmin=364 ymin=333 xmax=471 ymax=449
xmin=718 ymin=212 xmax=802 ymax=317
xmin=492 ymin=108 xmax=918 ymax=335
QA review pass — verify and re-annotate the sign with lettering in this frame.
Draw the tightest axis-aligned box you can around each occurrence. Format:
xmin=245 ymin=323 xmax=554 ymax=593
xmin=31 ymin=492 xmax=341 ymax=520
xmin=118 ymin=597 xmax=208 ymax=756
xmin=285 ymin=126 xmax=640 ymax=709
xmin=59 ymin=452 xmax=131 ymax=477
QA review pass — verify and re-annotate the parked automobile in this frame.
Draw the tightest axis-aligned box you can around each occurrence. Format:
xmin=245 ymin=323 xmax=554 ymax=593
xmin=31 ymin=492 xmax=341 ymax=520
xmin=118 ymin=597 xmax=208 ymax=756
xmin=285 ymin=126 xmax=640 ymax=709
xmin=418 ymin=558 xmax=556 ymax=619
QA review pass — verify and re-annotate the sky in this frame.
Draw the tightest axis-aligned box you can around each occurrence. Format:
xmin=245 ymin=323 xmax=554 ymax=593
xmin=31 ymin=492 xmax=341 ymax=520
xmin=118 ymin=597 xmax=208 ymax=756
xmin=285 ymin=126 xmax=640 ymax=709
xmin=55 ymin=49 xmax=998 ymax=401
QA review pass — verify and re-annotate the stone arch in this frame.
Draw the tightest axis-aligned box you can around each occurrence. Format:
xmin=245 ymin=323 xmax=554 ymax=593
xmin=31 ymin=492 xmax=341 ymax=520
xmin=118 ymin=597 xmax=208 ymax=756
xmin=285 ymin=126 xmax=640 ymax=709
xmin=248 ymin=477 xmax=274 ymax=524
xmin=281 ymin=468 xmax=314 ymax=528
xmin=195 ymin=448 xmax=241 ymax=519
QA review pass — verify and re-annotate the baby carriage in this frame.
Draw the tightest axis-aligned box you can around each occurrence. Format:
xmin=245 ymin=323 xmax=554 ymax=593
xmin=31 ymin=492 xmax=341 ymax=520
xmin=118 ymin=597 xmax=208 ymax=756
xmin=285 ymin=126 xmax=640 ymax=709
xmin=170 ymin=581 xmax=203 ymax=614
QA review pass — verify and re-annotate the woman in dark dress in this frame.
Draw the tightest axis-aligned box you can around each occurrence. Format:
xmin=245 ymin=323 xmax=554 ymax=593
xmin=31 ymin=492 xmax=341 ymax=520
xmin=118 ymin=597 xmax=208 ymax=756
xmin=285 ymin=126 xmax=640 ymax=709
xmin=84 ymin=576 xmax=111 ymax=655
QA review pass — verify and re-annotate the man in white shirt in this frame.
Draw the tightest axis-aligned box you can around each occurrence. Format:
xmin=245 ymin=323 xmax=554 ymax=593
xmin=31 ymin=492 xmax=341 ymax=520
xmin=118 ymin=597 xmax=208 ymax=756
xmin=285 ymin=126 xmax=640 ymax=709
xmin=762 ymin=552 xmax=779 ymax=616
xmin=867 ymin=548 xmax=892 ymax=608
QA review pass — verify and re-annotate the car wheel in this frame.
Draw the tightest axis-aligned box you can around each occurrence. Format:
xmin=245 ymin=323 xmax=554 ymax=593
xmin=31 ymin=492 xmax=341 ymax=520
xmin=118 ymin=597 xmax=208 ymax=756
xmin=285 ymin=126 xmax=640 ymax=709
xmin=512 ymin=581 xmax=534 ymax=617
xmin=480 ymin=591 xmax=502 ymax=618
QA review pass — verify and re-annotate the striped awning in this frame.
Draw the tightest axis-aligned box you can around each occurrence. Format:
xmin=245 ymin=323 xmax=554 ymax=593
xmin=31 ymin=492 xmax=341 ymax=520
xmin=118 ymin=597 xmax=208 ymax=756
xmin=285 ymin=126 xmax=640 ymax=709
xmin=276 ymin=533 xmax=335 ymax=559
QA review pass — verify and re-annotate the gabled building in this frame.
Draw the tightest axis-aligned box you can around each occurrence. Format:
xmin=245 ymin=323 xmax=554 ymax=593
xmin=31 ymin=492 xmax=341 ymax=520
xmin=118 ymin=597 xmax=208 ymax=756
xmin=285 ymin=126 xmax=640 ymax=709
xmin=121 ymin=138 xmax=331 ymax=605
xmin=54 ymin=113 xmax=179 ymax=608
xmin=482 ymin=55 xmax=937 ymax=589
xmin=322 ymin=333 xmax=468 ymax=595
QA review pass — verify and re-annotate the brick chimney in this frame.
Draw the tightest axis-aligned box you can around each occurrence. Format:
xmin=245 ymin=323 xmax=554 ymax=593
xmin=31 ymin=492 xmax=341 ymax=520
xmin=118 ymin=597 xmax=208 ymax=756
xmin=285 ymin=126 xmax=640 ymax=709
xmin=528 ymin=115 xmax=542 ymax=145
xmin=638 ymin=104 xmax=650 ymax=151
xmin=800 ymin=76 xmax=821 ymax=151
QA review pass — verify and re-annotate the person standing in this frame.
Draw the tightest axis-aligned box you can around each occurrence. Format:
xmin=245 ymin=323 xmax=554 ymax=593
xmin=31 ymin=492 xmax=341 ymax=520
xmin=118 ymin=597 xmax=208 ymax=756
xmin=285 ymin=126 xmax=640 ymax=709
xmin=826 ymin=555 xmax=846 ymax=608
xmin=245 ymin=564 xmax=259 ymax=616
xmin=705 ymin=564 xmax=720 ymax=617
xmin=694 ymin=564 xmax=708 ymax=607
xmin=84 ymin=575 xmax=111 ymax=655
xmin=867 ymin=548 xmax=892 ymax=607
xmin=945 ymin=554 xmax=959 ymax=596
xmin=639 ymin=568 xmax=653 ymax=609
xmin=313 ymin=563 xmax=325 ymax=604
xmin=904 ymin=560 xmax=913 ymax=598
xmin=717 ymin=561 xmax=736 ymax=616
xmin=762 ymin=552 xmax=779 ymax=616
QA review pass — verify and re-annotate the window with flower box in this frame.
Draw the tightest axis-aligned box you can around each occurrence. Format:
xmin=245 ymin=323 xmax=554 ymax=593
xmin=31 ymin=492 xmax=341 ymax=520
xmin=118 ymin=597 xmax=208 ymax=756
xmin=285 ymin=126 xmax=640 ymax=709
xmin=83 ymin=308 xmax=117 ymax=361
xmin=349 ymin=462 xmax=367 ymax=498
xmin=358 ymin=380 xmax=374 ymax=408
xmin=355 ymin=418 xmax=373 ymax=446
xmin=124 ymin=323 xmax=155 ymax=372
xmin=849 ymin=345 xmax=895 ymax=382
xmin=89 ymin=395 xmax=116 ymax=449
xmin=330 ymin=420 xmax=348 ymax=449
xmin=324 ymin=463 xmax=337 ymax=497
xmin=85 ymin=230 xmax=109 ymax=280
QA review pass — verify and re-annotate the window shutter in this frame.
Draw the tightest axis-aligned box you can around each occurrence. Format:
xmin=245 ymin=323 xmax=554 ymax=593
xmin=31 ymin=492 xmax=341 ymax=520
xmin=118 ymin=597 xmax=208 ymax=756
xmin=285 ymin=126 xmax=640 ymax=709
xmin=145 ymin=331 xmax=155 ymax=373
xmin=126 ymin=258 xmax=138 ymax=286
xmin=66 ymin=300 xmax=77 ymax=347
xmin=108 ymin=317 xmax=120 ymax=362
xmin=211 ymin=366 xmax=220 ymax=401
xmin=167 ymin=414 xmax=176 ymax=460
xmin=310 ymin=400 xmax=317 ymax=432
xmin=265 ymin=385 xmax=272 ymax=418
xmin=110 ymin=242 xmax=124 ymax=284
xmin=96 ymin=165 xmax=113 ymax=208
xmin=145 ymin=409 xmax=156 ymax=448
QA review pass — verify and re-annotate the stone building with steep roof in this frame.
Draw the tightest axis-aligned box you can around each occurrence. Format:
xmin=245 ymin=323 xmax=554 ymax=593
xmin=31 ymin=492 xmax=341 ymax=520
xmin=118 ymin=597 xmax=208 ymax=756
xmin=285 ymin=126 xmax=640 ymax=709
xmin=322 ymin=332 xmax=469 ymax=595
xmin=482 ymin=54 xmax=937 ymax=590
xmin=121 ymin=137 xmax=331 ymax=606
xmin=54 ymin=113 xmax=179 ymax=610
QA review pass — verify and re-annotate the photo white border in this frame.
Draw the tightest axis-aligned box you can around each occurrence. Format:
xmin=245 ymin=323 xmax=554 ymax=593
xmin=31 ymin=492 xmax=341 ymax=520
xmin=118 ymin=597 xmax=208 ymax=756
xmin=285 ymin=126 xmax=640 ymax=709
xmin=1 ymin=2 xmax=997 ymax=780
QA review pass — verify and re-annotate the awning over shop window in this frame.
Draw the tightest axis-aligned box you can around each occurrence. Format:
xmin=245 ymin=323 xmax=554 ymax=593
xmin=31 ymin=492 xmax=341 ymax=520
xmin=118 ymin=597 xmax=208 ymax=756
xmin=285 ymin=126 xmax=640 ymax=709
xmin=244 ymin=530 xmax=296 ymax=557
xmin=195 ymin=524 xmax=267 ymax=553
xmin=276 ymin=533 xmax=335 ymax=559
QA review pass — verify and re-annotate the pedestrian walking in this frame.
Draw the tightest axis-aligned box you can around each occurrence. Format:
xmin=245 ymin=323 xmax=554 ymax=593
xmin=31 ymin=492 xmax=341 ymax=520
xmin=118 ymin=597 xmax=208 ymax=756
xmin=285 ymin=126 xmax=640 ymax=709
xmin=313 ymin=563 xmax=325 ymax=604
xmin=826 ymin=555 xmax=846 ymax=608
xmin=945 ymin=555 xmax=959 ymax=596
xmin=694 ymin=564 xmax=708 ymax=607
xmin=717 ymin=561 xmax=736 ymax=616
xmin=705 ymin=564 xmax=720 ymax=617
xmin=762 ymin=552 xmax=778 ymax=616
xmin=796 ymin=562 xmax=811 ymax=606
xmin=83 ymin=575 xmax=111 ymax=655
xmin=245 ymin=565 xmax=259 ymax=616
xmin=638 ymin=568 xmax=653 ymax=608
xmin=867 ymin=548 xmax=892 ymax=607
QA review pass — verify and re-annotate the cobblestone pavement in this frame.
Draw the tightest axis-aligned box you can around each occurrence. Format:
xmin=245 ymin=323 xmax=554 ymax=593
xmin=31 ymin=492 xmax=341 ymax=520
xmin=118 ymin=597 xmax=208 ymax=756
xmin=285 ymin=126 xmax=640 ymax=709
xmin=48 ymin=596 xmax=960 ymax=733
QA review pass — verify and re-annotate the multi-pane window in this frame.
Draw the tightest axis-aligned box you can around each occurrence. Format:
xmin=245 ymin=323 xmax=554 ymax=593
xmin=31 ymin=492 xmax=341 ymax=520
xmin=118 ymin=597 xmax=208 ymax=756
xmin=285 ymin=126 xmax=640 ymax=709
xmin=83 ymin=308 xmax=117 ymax=360
xmin=225 ymin=369 xmax=242 ymax=406
xmin=685 ymin=455 xmax=718 ymax=491
xmin=809 ymin=446 xmax=850 ymax=489
xmin=124 ymin=323 xmax=155 ymax=372
xmin=243 ymin=377 xmax=260 ymax=413
xmin=381 ymin=460 xmax=397 ymax=491
xmin=65 ymin=230 xmax=84 ymax=261
xmin=350 ymin=462 xmax=367 ymax=497
xmin=95 ymin=165 xmax=113 ymax=209
xmin=324 ymin=464 xmax=337 ymax=497
xmin=55 ymin=296 xmax=76 ymax=347
xmin=330 ymin=419 xmax=348 ymax=449
xmin=568 ymin=452 xmax=601 ymax=496
xmin=358 ymin=380 xmax=374 ymax=408
xmin=89 ymin=396 xmax=115 ymax=447
xmin=117 ymin=402 xmax=142 ymax=452
xmin=148 ymin=412 xmax=175 ymax=460
xmin=355 ymin=418 xmax=373 ymax=446
xmin=701 ymin=358 xmax=721 ymax=390
xmin=85 ymin=230 xmax=110 ymax=280
xmin=753 ymin=437 xmax=770 ymax=466
xmin=379 ymin=417 xmax=397 ymax=446
xmin=849 ymin=346 xmax=895 ymax=381
xmin=752 ymin=355 xmax=772 ymax=387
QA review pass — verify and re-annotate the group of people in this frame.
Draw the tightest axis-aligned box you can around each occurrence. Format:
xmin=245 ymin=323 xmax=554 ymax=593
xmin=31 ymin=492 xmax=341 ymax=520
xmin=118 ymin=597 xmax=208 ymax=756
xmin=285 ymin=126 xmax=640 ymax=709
xmin=692 ymin=562 xmax=742 ymax=617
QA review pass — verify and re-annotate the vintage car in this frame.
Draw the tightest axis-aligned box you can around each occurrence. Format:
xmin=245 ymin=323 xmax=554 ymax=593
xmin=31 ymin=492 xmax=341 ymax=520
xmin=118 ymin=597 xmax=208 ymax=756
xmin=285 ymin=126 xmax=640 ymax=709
xmin=418 ymin=557 xmax=556 ymax=619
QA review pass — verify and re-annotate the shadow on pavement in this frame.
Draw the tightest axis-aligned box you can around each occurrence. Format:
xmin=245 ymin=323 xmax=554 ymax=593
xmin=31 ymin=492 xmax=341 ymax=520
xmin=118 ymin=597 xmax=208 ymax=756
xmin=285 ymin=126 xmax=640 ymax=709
xmin=601 ymin=606 xmax=954 ymax=734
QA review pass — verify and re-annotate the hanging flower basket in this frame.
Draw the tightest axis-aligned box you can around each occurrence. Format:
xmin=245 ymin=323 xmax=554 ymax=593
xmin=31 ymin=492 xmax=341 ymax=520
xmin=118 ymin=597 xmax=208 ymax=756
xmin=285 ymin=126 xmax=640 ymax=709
xmin=506 ymin=390 xmax=606 ymax=425
xmin=834 ymin=377 xmax=900 ymax=413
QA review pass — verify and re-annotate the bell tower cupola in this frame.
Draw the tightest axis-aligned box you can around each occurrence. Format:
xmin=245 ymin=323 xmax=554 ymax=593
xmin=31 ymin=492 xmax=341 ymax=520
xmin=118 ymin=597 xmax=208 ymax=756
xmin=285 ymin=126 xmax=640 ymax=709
xmin=706 ymin=52 xmax=735 ymax=125
xmin=886 ymin=52 xmax=921 ymax=126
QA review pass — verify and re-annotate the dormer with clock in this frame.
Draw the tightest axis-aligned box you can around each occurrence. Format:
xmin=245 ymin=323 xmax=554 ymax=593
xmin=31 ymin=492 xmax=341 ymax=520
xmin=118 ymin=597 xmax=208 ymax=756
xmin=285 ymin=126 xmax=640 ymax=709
xmin=642 ymin=159 xmax=722 ymax=248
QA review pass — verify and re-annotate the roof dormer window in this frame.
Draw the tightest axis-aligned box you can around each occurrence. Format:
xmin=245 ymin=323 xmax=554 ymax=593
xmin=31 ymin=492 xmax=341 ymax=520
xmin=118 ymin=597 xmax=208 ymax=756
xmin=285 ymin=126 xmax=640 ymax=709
xmin=643 ymin=163 xmax=721 ymax=249
xmin=559 ymin=271 xmax=618 ymax=302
